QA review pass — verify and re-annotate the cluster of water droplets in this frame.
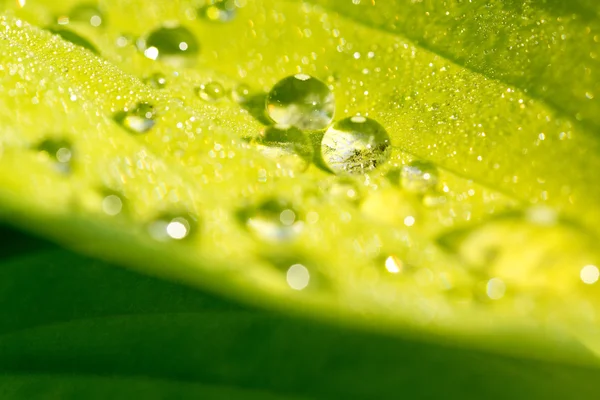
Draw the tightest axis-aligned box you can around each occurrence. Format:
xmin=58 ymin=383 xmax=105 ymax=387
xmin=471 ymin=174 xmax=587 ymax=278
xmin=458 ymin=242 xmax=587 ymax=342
xmin=13 ymin=0 xmax=598 ymax=313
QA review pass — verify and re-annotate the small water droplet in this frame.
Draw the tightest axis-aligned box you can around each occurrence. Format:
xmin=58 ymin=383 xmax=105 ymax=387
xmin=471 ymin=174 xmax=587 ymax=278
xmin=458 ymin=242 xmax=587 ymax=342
xmin=266 ymin=74 xmax=335 ymax=130
xmin=401 ymin=160 xmax=439 ymax=193
xmin=486 ymin=277 xmax=506 ymax=300
xmin=102 ymin=194 xmax=123 ymax=216
xmin=231 ymin=83 xmax=251 ymax=103
xmin=328 ymin=177 xmax=362 ymax=204
xmin=197 ymin=81 xmax=225 ymax=102
xmin=145 ymin=72 xmax=167 ymax=89
xmin=138 ymin=25 xmax=199 ymax=65
xmin=321 ymin=116 xmax=391 ymax=174
xmin=114 ymin=102 xmax=156 ymax=134
xmin=69 ymin=3 xmax=105 ymax=27
xmin=580 ymin=264 xmax=599 ymax=285
xmin=384 ymin=255 xmax=403 ymax=273
xmin=37 ymin=138 xmax=73 ymax=173
xmin=48 ymin=28 xmax=98 ymax=54
xmin=199 ymin=0 xmax=237 ymax=22
xmin=286 ymin=263 xmax=310 ymax=290
xmin=252 ymin=124 xmax=313 ymax=171
xmin=238 ymin=199 xmax=303 ymax=242
xmin=148 ymin=214 xmax=197 ymax=241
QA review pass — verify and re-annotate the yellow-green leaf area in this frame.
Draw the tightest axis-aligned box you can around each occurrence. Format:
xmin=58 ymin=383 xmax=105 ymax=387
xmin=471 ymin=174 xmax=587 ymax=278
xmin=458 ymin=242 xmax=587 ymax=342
xmin=1 ymin=0 xmax=600 ymax=365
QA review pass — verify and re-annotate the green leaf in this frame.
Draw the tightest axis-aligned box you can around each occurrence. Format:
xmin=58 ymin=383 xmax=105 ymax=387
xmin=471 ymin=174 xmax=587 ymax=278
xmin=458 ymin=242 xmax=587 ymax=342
xmin=0 ymin=0 xmax=599 ymax=367
xmin=0 ymin=225 xmax=599 ymax=399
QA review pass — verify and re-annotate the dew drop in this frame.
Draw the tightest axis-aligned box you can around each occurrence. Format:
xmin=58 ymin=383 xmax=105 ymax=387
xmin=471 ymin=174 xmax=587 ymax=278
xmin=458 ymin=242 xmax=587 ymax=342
xmin=321 ymin=116 xmax=391 ymax=175
xmin=580 ymin=264 xmax=599 ymax=285
xmin=486 ymin=277 xmax=506 ymax=300
xmin=114 ymin=102 xmax=156 ymax=134
xmin=102 ymin=194 xmax=123 ymax=216
xmin=48 ymin=28 xmax=98 ymax=54
xmin=231 ymin=83 xmax=251 ymax=103
xmin=266 ymin=74 xmax=335 ymax=130
xmin=199 ymin=0 xmax=237 ymax=22
xmin=384 ymin=255 xmax=403 ymax=273
xmin=197 ymin=81 xmax=225 ymax=102
xmin=286 ymin=263 xmax=310 ymax=290
xmin=148 ymin=214 xmax=197 ymax=241
xmin=138 ymin=25 xmax=199 ymax=64
xmin=238 ymin=199 xmax=303 ymax=242
xmin=145 ymin=72 xmax=167 ymax=89
xmin=69 ymin=3 xmax=105 ymax=27
xmin=252 ymin=124 xmax=313 ymax=171
xmin=328 ymin=177 xmax=362 ymax=204
xmin=37 ymin=138 xmax=73 ymax=173
xmin=401 ymin=160 xmax=439 ymax=193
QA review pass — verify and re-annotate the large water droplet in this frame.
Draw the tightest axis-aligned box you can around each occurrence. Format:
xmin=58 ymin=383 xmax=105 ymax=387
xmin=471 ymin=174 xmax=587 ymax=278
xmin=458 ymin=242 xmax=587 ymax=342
xmin=321 ymin=116 xmax=391 ymax=175
xmin=48 ymin=28 xmax=98 ymax=54
xmin=199 ymin=0 xmax=237 ymax=22
xmin=197 ymin=81 xmax=225 ymax=102
xmin=114 ymin=102 xmax=156 ymax=134
xmin=266 ymin=74 xmax=335 ymax=130
xmin=253 ymin=124 xmax=314 ymax=171
xmin=37 ymin=138 xmax=73 ymax=173
xmin=148 ymin=214 xmax=197 ymax=241
xmin=138 ymin=25 xmax=199 ymax=64
xmin=238 ymin=199 xmax=303 ymax=242
xmin=69 ymin=3 xmax=105 ymax=27
xmin=401 ymin=160 xmax=439 ymax=193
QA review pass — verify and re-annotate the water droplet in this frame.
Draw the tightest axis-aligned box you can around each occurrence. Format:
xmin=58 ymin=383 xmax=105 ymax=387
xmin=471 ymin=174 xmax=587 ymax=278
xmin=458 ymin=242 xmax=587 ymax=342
xmin=145 ymin=72 xmax=167 ymax=89
xmin=199 ymin=0 xmax=237 ymax=22
xmin=252 ymin=124 xmax=313 ymax=171
xmin=580 ymin=264 xmax=599 ymax=285
xmin=231 ymin=83 xmax=251 ymax=103
xmin=401 ymin=160 xmax=439 ymax=193
xmin=197 ymin=81 xmax=225 ymax=102
xmin=486 ymin=277 xmax=506 ymax=300
xmin=327 ymin=177 xmax=362 ymax=204
xmin=321 ymin=116 xmax=391 ymax=175
xmin=148 ymin=214 xmax=197 ymax=241
xmin=384 ymin=255 xmax=403 ymax=273
xmin=114 ymin=102 xmax=156 ymax=134
xmin=138 ymin=25 xmax=199 ymax=65
xmin=37 ymin=138 xmax=73 ymax=173
xmin=266 ymin=74 xmax=335 ymax=130
xmin=102 ymin=194 xmax=123 ymax=216
xmin=48 ymin=28 xmax=98 ymax=54
xmin=286 ymin=263 xmax=310 ymax=290
xmin=69 ymin=3 xmax=105 ymax=27
xmin=238 ymin=199 xmax=303 ymax=242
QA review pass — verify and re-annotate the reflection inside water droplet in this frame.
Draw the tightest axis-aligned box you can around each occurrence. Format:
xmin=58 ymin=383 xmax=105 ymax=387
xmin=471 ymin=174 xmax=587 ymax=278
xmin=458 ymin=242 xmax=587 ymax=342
xmin=114 ymin=102 xmax=156 ymax=133
xmin=252 ymin=124 xmax=313 ymax=171
xmin=231 ymin=84 xmax=251 ymax=103
xmin=321 ymin=116 xmax=391 ymax=175
xmin=199 ymin=0 xmax=237 ymax=22
xmin=138 ymin=25 xmax=199 ymax=65
xmin=266 ymin=74 xmax=335 ymax=130
xmin=239 ymin=199 xmax=303 ymax=242
xmin=401 ymin=160 xmax=438 ymax=193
